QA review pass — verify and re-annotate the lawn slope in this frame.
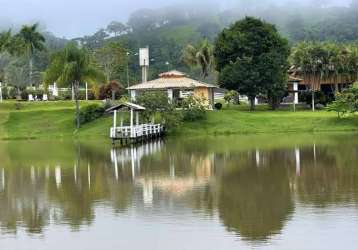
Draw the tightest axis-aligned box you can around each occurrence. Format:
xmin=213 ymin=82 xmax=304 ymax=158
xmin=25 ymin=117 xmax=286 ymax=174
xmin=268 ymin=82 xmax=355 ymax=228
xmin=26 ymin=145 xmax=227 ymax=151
xmin=0 ymin=101 xmax=357 ymax=140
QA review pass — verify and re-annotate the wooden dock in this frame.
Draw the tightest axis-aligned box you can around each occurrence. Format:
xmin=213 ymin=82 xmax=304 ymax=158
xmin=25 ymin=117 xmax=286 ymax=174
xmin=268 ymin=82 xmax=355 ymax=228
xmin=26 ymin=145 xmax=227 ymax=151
xmin=110 ymin=123 xmax=164 ymax=144
xmin=107 ymin=102 xmax=165 ymax=145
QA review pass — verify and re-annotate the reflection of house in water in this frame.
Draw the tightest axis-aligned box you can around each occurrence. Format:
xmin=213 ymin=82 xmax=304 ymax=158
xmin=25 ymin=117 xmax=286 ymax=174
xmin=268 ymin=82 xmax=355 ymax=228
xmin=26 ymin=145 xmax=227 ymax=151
xmin=110 ymin=141 xmax=216 ymax=206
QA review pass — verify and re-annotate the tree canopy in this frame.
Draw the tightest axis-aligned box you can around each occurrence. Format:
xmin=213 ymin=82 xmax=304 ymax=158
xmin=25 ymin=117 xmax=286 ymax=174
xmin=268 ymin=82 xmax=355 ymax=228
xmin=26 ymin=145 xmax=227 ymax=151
xmin=214 ymin=17 xmax=290 ymax=110
xmin=45 ymin=43 xmax=103 ymax=128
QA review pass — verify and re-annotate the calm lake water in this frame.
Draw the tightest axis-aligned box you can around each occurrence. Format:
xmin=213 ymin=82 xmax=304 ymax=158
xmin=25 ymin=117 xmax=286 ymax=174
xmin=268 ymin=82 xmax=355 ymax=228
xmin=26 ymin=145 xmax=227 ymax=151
xmin=0 ymin=134 xmax=357 ymax=250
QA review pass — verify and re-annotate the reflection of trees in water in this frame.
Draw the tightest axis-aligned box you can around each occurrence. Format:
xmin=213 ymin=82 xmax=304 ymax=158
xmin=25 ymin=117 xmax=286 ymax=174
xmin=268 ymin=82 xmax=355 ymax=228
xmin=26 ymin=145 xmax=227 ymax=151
xmin=218 ymin=150 xmax=294 ymax=242
xmin=294 ymin=145 xmax=358 ymax=207
xmin=0 ymin=168 xmax=50 ymax=234
xmin=0 ymin=141 xmax=135 ymax=234
xmin=0 ymin=138 xmax=357 ymax=240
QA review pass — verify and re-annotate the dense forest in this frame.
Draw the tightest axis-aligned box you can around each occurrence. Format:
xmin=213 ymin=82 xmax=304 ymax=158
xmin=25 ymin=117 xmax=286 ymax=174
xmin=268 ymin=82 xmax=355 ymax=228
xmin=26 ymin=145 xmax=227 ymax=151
xmin=2 ymin=0 xmax=358 ymax=87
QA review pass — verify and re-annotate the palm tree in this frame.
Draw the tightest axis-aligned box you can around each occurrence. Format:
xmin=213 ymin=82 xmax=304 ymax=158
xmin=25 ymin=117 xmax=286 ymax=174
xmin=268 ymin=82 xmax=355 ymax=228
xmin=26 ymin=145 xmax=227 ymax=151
xmin=291 ymin=42 xmax=326 ymax=111
xmin=0 ymin=30 xmax=12 ymax=53
xmin=16 ymin=23 xmax=45 ymax=86
xmin=45 ymin=43 xmax=103 ymax=128
xmin=182 ymin=39 xmax=214 ymax=79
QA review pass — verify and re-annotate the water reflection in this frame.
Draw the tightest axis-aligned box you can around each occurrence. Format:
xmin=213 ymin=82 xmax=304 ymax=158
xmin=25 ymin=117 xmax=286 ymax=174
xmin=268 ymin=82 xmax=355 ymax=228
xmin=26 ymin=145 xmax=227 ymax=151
xmin=0 ymin=135 xmax=357 ymax=246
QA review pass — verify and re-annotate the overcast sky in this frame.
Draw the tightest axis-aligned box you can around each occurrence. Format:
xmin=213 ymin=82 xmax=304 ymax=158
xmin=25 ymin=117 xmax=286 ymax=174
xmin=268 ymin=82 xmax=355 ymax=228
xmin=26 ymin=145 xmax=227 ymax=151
xmin=0 ymin=0 xmax=350 ymax=38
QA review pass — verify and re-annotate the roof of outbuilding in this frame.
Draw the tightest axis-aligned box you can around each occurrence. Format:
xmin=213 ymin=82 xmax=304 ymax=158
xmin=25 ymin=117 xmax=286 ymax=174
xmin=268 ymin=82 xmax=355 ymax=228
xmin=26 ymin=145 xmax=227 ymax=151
xmin=106 ymin=102 xmax=146 ymax=112
xmin=127 ymin=70 xmax=217 ymax=90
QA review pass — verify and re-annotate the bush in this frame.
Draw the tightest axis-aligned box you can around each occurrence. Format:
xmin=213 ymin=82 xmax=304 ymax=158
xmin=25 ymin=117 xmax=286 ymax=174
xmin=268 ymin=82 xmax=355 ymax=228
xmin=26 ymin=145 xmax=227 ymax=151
xmin=20 ymin=89 xmax=29 ymax=100
xmin=59 ymin=90 xmax=72 ymax=100
xmin=214 ymin=102 xmax=223 ymax=110
xmin=327 ymin=84 xmax=358 ymax=118
xmin=136 ymin=91 xmax=171 ymax=122
xmin=136 ymin=91 xmax=182 ymax=131
xmin=182 ymin=95 xmax=207 ymax=121
xmin=98 ymin=81 xmax=125 ymax=100
xmin=8 ymin=87 xmax=17 ymax=99
xmin=78 ymin=104 xmax=105 ymax=125
xmin=224 ymin=90 xmax=239 ymax=106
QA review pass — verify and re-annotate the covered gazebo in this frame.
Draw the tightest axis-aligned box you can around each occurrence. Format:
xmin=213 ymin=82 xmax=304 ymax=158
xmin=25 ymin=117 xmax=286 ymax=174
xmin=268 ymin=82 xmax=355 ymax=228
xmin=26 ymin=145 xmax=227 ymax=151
xmin=106 ymin=102 xmax=163 ymax=144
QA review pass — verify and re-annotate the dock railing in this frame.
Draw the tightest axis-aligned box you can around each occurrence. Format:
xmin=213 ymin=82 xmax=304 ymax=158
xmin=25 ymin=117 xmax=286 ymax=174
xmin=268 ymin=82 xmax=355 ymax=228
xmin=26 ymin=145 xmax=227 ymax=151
xmin=110 ymin=124 xmax=164 ymax=139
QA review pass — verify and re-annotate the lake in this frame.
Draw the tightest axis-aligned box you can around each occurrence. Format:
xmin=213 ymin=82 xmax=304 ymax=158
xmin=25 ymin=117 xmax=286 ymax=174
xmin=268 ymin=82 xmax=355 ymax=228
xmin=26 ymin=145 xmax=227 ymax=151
xmin=0 ymin=134 xmax=357 ymax=250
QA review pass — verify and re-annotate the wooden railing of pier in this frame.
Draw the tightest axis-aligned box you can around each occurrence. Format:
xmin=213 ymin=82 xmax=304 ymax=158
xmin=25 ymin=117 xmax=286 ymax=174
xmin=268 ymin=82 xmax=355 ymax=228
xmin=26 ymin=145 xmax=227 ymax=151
xmin=110 ymin=124 xmax=164 ymax=144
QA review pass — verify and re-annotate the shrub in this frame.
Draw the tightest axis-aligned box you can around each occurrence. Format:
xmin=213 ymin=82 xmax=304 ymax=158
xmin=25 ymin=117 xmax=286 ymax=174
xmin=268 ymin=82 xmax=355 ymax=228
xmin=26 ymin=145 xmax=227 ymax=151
xmin=224 ymin=90 xmax=239 ymax=106
xmin=20 ymin=89 xmax=29 ymax=100
xmin=8 ymin=87 xmax=17 ymax=99
xmin=78 ymin=104 xmax=105 ymax=125
xmin=136 ymin=91 xmax=171 ymax=122
xmin=214 ymin=102 xmax=223 ymax=110
xmin=59 ymin=90 xmax=72 ymax=100
xmin=182 ymin=95 xmax=207 ymax=121
xmin=327 ymin=84 xmax=358 ymax=118
xmin=162 ymin=109 xmax=183 ymax=132
xmin=136 ymin=91 xmax=182 ymax=131
xmin=98 ymin=81 xmax=125 ymax=100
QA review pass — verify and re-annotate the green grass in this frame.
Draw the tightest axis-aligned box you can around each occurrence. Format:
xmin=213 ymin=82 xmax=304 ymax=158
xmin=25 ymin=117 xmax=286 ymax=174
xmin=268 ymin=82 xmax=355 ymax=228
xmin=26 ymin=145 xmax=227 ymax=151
xmin=0 ymin=101 xmax=357 ymax=140
xmin=177 ymin=105 xmax=358 ymax=136
xmin=0 ymin=100 xmax=106 ymax=140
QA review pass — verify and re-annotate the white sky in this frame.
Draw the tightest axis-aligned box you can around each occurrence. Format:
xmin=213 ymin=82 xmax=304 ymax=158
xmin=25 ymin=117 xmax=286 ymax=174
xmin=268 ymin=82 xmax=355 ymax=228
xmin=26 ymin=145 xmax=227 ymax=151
xmin=0 ymin=0 xmax=350 ymax=38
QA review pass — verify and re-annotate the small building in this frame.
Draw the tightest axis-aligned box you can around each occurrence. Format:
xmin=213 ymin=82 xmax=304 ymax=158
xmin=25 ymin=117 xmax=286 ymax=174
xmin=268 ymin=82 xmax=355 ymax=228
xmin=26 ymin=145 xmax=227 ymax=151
xmin=127 ymin=70 xmax=217 ymax=108
xmin=106 ymin=102 xmax=164 ymax=144
xmin=289 ymin=66 xmax=353 ymax=92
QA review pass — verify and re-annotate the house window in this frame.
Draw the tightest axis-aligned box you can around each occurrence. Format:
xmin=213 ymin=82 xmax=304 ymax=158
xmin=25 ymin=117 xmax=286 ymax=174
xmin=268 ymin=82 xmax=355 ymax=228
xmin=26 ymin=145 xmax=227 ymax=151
xmin=180 ymin=89 xmax=194 ymax=98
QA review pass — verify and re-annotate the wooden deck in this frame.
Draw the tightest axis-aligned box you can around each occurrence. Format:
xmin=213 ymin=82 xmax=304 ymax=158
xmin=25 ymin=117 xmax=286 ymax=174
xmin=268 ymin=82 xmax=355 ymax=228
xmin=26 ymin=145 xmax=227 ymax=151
xmin=110 ymin=123 xmax=164 ymax=144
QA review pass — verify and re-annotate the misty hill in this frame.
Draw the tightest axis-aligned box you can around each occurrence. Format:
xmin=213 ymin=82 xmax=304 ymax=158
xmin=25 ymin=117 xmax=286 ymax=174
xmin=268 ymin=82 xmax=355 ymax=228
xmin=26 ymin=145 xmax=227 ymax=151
xmin=71 ymin=1 xmax=358 ymax=81
xmin=2 ymin=1 xmax=358 ymax=85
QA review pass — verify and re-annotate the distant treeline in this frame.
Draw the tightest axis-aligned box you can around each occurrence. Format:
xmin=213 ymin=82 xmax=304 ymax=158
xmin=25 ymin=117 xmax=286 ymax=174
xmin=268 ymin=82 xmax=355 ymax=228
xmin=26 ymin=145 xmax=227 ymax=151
xmin=3 ymin=1 xmax=358 ymax=86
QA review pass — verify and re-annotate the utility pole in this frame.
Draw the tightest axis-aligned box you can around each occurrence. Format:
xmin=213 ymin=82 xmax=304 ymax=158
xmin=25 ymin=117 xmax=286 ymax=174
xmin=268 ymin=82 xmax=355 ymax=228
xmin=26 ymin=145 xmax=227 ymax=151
xmin=126 ymin=52 xmax=130 ymax=89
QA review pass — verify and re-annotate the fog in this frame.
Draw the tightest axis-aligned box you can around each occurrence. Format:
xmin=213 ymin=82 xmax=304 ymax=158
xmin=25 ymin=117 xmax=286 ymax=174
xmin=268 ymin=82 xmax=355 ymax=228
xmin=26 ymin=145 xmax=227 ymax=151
xmin=0 ymin=0 xmax=352 ymax=38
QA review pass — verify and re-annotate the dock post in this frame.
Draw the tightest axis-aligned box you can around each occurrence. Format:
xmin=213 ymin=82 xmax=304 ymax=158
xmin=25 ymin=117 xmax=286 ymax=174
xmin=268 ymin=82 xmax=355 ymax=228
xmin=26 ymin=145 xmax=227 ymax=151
xmin=130 ymin=108 xmax=134 ymax=138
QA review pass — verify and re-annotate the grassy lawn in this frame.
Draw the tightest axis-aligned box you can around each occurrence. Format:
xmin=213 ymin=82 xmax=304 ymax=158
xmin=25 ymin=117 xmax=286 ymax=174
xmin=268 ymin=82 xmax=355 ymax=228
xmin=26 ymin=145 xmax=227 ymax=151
xmin=177 ymin=105 xmax=358 ymax=136
xmin=0 ymin=100 xmax=357 ymax=140
xmin=0 ymin=100 xmax=106 ymax=140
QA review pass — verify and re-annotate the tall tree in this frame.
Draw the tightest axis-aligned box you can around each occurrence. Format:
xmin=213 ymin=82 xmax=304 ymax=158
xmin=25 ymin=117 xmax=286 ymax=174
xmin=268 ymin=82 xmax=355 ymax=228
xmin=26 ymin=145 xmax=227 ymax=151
xmin=16 ymin=23 xmax=45 ymax=86
xmin=92 ymin=42 xmax=126 ymax=83
xmin=0 ymin=30 xmax=12 ymax=53
xmin=182 ymin=39 xmax=214 ymax=79
xmin=214 ymin=17 xmax=290 ymax=110
xmin=45 ymin=43 xmax=103 ymax=128
xmin=106 ymin=21 xmax=128 ymax=37
xmin=290 ymin=42 xmax=358 ymax=111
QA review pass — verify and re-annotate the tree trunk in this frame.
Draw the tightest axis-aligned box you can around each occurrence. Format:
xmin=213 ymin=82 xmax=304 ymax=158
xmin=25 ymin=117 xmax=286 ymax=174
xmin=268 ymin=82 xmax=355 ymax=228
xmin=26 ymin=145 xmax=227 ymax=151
xmin=74 ymin=82 xmax=80 ymax=129
xmin=335 ymin=83 xmax=339 ymax=93
xmin=112 ymin=90 xmax=115 ymax=100
xmin=249 ymin=96 xmax=256 ymax=111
